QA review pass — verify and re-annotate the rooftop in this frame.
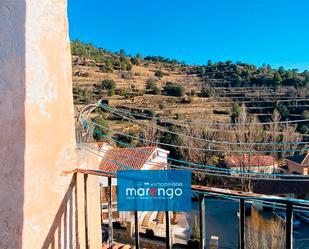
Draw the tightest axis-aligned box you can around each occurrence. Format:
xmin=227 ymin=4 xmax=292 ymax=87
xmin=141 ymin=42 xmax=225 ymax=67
xmin=99 ymin=146 xmax=161 ymax=172
xmin=286 ymin=152 xmax=309 ymax=166
xmin=226 ymin=154 xmax=276 ymax=168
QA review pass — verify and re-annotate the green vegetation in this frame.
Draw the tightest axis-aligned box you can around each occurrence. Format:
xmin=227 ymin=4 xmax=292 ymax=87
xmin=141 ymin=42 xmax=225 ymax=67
xmin=300 ymin=125 xmax=309 ymax=134
xmin=153 ymin=86 xmax=161 ymax=95
xmin=115 ymin=88 xmax=128 ymax=96
xmin=116 ymin=130 xmax=139 ymax=147
xmin=160 ymin=126 xmax=183 ymax=158
xmin=71 ymin=40 xmax=108 ymax=62
xmin=99 ymin=60 xmax=114 ymax=73
xmin=201 ymin=86 xmax=213 ymax=97
xmin=72 ymin=41 xmax=308 ymax=139
xmin=302 ymin=110 xmax=309 ymax=119
xmin=276 ymin=104 xmax=289 ymax=120
xmin=145 ymin=78 xmax=161 ymax=95
xmin=144 ymin=55 xmax=180 ymax=64
xmin=187 ymin=61 xmax=308 ymax=88
xmin=100 ymin=79 xmax=116 ymax=96
xmin=146 ymin=78 xmax=157 ymax=90
xmin=163 ymin=82 xmax=184 ymax=97
xmin=92 ymin=116 xmax=109 ymax=141
xmin=71 ymin=40 xmax=132 ymax=71
xmin=154 ymin=70 xmax=168 ymax=78
xmin=130 ymin=57 xmax=140 ymax=65
xmin=231 ymin=102 xmax=241 ymax=123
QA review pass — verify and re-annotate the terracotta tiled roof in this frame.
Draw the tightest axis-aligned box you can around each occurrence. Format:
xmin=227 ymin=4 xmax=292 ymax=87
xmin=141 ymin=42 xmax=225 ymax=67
xmin=226 ymin=154 xmax=276 ymax=168
xmin=99 ymin=147 xmax=157 ymax=172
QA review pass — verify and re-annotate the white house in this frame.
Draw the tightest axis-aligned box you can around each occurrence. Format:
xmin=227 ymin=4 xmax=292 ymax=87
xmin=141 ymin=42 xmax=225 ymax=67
xmin=226 ymin=154 xmax=278 ymax=174
xmin=97 ymin=143 xmax=191 ymax=245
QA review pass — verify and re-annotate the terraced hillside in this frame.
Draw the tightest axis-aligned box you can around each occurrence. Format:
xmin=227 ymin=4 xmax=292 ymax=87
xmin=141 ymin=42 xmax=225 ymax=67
xmin=72 ymin=41 xmax=309 ymax=135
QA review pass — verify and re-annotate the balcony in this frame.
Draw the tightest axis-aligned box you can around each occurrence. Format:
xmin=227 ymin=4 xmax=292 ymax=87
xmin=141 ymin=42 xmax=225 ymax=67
xmin=49 ymin=168 xmax=309 ymax=249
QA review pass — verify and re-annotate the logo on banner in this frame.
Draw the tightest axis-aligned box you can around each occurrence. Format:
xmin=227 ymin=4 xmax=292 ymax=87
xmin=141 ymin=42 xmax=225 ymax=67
xmin=117 ymin=170 xmax=192 ymax=211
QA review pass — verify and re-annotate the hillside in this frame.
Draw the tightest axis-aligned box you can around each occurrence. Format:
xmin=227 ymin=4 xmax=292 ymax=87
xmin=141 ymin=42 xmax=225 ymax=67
xmin=72 ymin=40 xmax=309 ymax=134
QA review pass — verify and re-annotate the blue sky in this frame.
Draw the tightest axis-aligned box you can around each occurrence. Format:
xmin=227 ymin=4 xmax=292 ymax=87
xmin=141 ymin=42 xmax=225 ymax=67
xmin=68 ymin=0 xmax=309 ymax=71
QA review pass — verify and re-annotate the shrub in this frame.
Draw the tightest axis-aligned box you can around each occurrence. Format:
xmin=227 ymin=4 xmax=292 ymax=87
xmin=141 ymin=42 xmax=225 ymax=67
xmin=300 ymin=125 xmax=309 ymax=134
xmin=116 ymin=130 xmax=138 ymax=147
xmin=144 ymin=55 xmax=179 ymax=64
xmin=164 ymin=82 xmax=184 ymax=97
xmin=123 ymin=92 xmax=141 ymax=99
xmin=159 ymin=103 xmax=165 ymax=109
xmin=207 ymin=59 xmax=213 ymax=66
xmin=273 ymin=72 xmax=283 ymax=86
xmin=74 ymin=71 xmax=90 ymax=77
xmin=71 ymin=40 xmax=107 ymax=63
xmin=120 ymin=71 xmax=133 ymax=79
xmin=146 ymin=78 xmax=157 ymax=90
xmin=144 ymin=109 xmax=155 ymax=117
xmin=120 ymin=61 xmax=132 ymax=71
xmin=160 ymin=126 xmax=183 ymax=158
xmin=231 ymin=102 xmax=240 ymax=122
xmin=101 ymin=79 xmax=116 ymax=91
xmin=115 ymin=88 xmax=128 ymax=96
xmin=92 ymin=116 xmax=109 ymax=141
xmin=130 ymin=57 xmax=140 ymax=65
xmin=154 ymin=70 xmax=165 ymax=78
xmin=153 ymin=86 xmax=161 ymax=95
xmin=201 ymin=86 xmax=213 ymax=97
xmin=99 ymin=60 xmax=113 ymax=73
xmin=107 ymin=88 xmax=115 ymax=96
xmin=303 ymin=110 xmax=309 ymax=119
xmin=276 ymin=105 xmax=289 ymax=120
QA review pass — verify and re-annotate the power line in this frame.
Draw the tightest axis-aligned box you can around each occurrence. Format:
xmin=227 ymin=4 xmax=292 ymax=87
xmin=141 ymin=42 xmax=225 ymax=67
xmin=78 ymin=141 xmax=309 ymax=182
xmin=82 ymin=117 xmax=308 ymax=154
xmin=77 ymin=142 xmax=309 ymax=208
xmin=74 ymin=140 xmax=309 ymax=205
xmin=77 ymin=131 xmax=309 ymax=180
xmin=100 ymin=104 xmax=308 ymax=146
xmin=99 ymin=103 xmax=309 ymax=126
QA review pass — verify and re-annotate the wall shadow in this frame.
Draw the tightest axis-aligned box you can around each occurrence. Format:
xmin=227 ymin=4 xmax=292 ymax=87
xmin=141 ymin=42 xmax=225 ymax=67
xmin=41 ymin=173 xmax=80 ymax=249
xmin=0 ymin=1 xmax=25 ymax=248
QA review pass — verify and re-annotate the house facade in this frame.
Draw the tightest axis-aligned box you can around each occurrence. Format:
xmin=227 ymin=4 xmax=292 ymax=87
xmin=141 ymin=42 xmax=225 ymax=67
xmin=226 ymin=154 xmax=278 ymax=174
xmin=98 ymin=144 xmax=169 ymax=221
xmin=285 ymin=151 xmax=309 ymax=175
xmin=97 ymin=145 xmax=191 ymax=245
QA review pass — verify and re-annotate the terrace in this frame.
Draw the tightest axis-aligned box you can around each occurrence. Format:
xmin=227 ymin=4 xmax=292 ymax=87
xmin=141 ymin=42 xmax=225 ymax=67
xmin=59 ymin=167 xmax=309 ymax=249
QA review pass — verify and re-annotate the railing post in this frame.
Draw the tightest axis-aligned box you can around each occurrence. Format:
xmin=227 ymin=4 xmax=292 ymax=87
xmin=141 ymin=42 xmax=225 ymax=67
xmin=134 ymin=211 xmax=140 ymax=249
xmin=165 ymin=211 xmax=172 ymax=249
xmin=199 ymin=194 xmax=206 ymax=249
xmin=239 ymin=198 xmax=245 ymax=249
xmin=107 ymin=177 xmax=113 ymax=248
xmin=286 ymin=201 xmax=293 ymax=249
xmin=84 ymin=174 xmax=89 ymax=249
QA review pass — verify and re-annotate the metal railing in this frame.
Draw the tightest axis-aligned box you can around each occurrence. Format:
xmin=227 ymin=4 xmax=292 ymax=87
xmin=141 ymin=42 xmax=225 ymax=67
xmin=64 ymin=168 xmax=309 ymax=249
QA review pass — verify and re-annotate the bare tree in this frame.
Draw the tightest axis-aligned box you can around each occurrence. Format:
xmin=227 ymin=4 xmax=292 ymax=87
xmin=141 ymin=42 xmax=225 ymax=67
xmin=139 ymin=120 xmax=160 ymax=146
xmin=246 ymin=209 xmax=285 ymax=249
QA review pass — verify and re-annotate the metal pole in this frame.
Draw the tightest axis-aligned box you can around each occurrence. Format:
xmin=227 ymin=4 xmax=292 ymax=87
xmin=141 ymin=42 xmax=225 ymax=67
xmin=134 ymin=211 xmax=140 ymax=249
xmin=286 ymin=202 xmax=293 ymax=249
xmin=199 ymin=194 xmax=206 ymax=249
xmin=108 ymin=177 xmax=113 ymax=248
xmin=84 ymin=174 xmax=89 ymax=249
xmin=165 ymin=211 xmax=172 ymax=249
xmin=239 ymin=198 xmax=245 ymax=249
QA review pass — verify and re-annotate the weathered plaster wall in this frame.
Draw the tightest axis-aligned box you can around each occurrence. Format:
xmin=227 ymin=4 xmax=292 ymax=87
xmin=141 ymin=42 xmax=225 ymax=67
xmin=0 ymin=1 xmax=25 ymax=248
xmin=0 ymin=0 xmax=101 ymax=248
